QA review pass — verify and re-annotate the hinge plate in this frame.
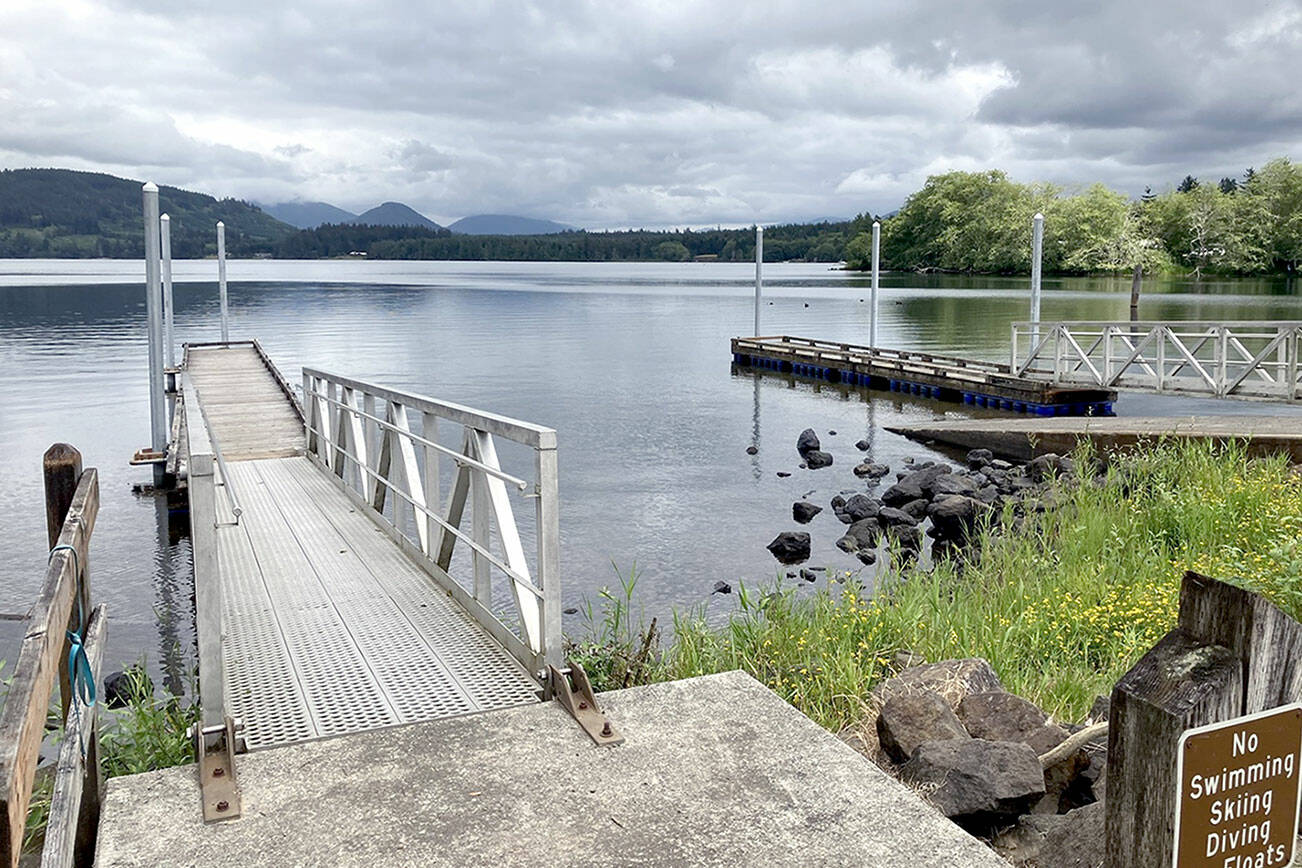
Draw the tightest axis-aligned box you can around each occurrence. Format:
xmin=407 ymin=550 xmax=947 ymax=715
xmin=548 ymin=662 xmax=624 ymax=747
xmin=193 ymin=716 xmax=243 ymax=822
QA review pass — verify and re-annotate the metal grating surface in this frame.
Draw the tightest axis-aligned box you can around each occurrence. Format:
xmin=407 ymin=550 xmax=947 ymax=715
xmin=214 ymin=457 xmax=540 ymax=749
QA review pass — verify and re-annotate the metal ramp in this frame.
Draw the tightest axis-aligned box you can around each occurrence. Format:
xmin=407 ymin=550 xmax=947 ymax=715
xmin=179 ymin=342 xmax=562 ymax=750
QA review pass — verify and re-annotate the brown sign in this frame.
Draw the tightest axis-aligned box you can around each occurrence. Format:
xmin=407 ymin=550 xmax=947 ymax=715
xmin=1174 ymin=704 xmax=1302 ymax=868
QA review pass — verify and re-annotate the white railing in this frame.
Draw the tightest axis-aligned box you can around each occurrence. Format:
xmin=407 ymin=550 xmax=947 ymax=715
xmin=1011 ymin=321 xmax=1302 ymax=401
xmin=301 ymin=369 xmax=562 ymax=674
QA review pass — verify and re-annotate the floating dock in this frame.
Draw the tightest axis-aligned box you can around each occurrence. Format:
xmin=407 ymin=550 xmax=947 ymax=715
xmin=732 ymin=335 xmax=1117 ymax=416
xmin=887 ymin=415 xmax=1302 ymax=463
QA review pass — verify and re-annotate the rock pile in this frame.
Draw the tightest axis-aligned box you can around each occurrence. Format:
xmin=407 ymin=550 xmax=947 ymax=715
xmin=846 ymin=657 xmax=1106 ymax=865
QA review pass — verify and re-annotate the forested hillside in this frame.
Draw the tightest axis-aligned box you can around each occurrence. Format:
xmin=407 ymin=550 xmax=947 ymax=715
xmin=0 ymin=168 xmax=294 ymax=257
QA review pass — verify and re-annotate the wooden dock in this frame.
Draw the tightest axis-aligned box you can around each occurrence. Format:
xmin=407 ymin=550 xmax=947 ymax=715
xmin=732 ymin=335 xmax=1117 ymax=416
xmin=176 ymin=342 xmax=561 ymax=751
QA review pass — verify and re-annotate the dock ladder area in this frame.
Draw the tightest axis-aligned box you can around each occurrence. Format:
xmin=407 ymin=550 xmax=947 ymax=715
xmin=176 ymin=341 xmax=560 ymax=751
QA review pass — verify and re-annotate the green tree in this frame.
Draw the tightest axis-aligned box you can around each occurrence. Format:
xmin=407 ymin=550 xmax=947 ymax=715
xmin=653 ymin=240 xmax=690 ymax=261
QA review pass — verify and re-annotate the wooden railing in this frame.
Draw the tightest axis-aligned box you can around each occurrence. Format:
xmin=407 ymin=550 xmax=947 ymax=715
xmin=1012 ymin=321 xmax=1302 ymax=401
xmin=0 ymin=445 xmax=106 ymax=868
xmin=301 ymin=369 xmax=563 ymax=674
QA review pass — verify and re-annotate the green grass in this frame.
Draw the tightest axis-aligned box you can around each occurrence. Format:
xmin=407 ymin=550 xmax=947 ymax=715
xmin=572 ymin=440 xmax=1302 ymax=734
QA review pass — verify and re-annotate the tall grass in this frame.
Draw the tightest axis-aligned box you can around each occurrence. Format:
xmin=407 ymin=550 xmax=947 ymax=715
xmin=575 ymin=440 xmax=1302 ymax=733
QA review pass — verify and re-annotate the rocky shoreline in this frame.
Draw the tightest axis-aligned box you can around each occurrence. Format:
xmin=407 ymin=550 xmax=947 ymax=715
xmin=763 ymin=427 xmax=1076 ymax=575
xmin=844 ymin=655 xmax=1108 ymax=867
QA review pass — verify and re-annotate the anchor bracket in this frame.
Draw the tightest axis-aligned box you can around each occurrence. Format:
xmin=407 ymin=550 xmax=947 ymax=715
xmin=190 ymin=716 xmax=243 ymax=822
xmin=547 ymin=661 xmax=624 ymax=747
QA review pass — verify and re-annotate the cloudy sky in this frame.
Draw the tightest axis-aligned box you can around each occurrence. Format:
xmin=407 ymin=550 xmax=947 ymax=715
xmin=2 ymin=0 xmax=1301 ymax=228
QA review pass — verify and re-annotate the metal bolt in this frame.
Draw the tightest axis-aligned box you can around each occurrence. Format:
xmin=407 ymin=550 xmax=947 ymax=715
xmin=216 ymin=800 xmax=229 ymax=812
xmin=578 ymin=701 xmax=588 ymax=710
xmin=601 ymin=721 xmax=612 ymax=737
xmin=213 ymin=767 xmax=225 ymax=777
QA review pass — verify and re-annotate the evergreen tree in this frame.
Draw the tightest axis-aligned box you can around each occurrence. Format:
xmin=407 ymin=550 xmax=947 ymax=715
xmin=1177 ymin=175 xmax=1200 ymax=193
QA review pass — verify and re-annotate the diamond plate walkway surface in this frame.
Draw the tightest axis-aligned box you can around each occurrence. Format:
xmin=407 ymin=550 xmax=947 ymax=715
xmin=216 ymin=456 xmax=539 ymax=748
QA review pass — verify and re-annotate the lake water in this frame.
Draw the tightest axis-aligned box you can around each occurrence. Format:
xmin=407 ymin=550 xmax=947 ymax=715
xmin=2 ymin=259 xmax=1300 ymax=690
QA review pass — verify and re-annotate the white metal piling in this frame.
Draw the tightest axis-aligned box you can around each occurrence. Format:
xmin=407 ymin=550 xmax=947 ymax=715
xmin=870 ymin=221 xmax=881 ymax=347
xmin=754 ymin=226 xmax=763 ymax=337
xmin=217 ymin=221 xmax=228 ymax=342
xmin=160 ymin=213 xmax=174 ymax=368
xmin=1030 ymin=212 xmax=1044 ymax=342
xmin=143 ymin=183 xmax=167 ymax=482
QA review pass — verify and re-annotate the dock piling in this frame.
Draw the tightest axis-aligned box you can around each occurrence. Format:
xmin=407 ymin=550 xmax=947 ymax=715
xmin=143 ymin=183 xmax=167 ymax=484
xmin=870 ymin=220 xmax=880 ymax=347
xmin=161 ymin=213 xmax=174 ymax=369
xmin=217 ymin=221 xmax=229 ymax=342
xmin=1030 ymin=212 xmax=1043 ymax=344
xmin=754 ymin=225 xmax=763 ymax=337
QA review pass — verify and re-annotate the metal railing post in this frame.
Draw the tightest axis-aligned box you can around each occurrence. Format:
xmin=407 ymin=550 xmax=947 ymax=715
xmin=535 ymin=436 xmax=562 ymax=669
xmin=869 ymin=221 xmax=880 ymax=346
xmin=161 ymin=213 xmax=175 ymax=369
xmin=1218 ymin=325 xmax=1229 ymax=396
xmin=217 ymin=221 xmax=229 ymax=342
xmin=1157 ymin=328 xmax=1167 ymax=391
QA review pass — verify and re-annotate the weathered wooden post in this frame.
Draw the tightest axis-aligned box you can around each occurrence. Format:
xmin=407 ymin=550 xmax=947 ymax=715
xmin=1129 ymin=264 xmax=1142 ymax=323
xmin=1106 ymin=571 xmax=1302 ymax=867
xmin=754 ymin=225 xmax=763 ymax=337
xmin=217 ymin=220 xmax=229 ymax=342
xmin=870 ymin=220 xmax=881 ymax=347
xmin=45 ymin=443 xmax=83 ymax=723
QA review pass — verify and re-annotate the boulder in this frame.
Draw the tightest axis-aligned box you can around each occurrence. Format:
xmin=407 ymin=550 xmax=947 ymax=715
xmin=104 ymin=668 xmax=152 ymax=710
xmin=991 ymin=813 xmax=1073 ymax=865
xmin=876 ymin=691 xmax=970 ymax=763
xmin=745 ymin=445 xmax=758 ymax=455
xmin=900 ymin=739 xmax=1046 ymax=832
xmin=899 ymin=498 xmax=930 ymax=520
xmin=799 ymin=568 xmax=818 ymax=582
xmin=836 ymin=518 xmax=879 ymax=554
xmin=854 ymin=439 xmax=871 ymax=451
xmin=928 ymin=495 xmax=991 ymax=541
xmin=878 ymin=506 xmax=918 ymax=529
xmin=842 ymin=494 xmax=880 ymax=522
xmin=792 ymin=501 xmax=822 ymax=524
xmin=881 ymin=478 xmax=924 ymax=507
xmin=766 ymin=532 xmax=811 ymax=564
xmin=1033 ymin=802 xmax=1105 ymax=868
xmin=804 ymin=450 xmax=834 ymax=469
xmin=859 ymin=462 xmax=890 ymax=479
xmin=1028 ymin=452 xmax=1075 ymax=483
xmin=957 ymin=692 xmax=1064 ymax=754
xmin=869 ymin=658 xmax=1006 ymax=718
xmin=929 ymin=473 xmax=980 ymax=499
xmin=855 ymin=549 xmax=877 ymax=565
xmin=885 ymin=523 xmax=922 ymax=551
xmin=712 ymin=580 xmax=731 ymax=594
xmin=966 ymin=448 xmax=993 ymax=469
xmin=796 ymin=428 xmax=821 ymax=456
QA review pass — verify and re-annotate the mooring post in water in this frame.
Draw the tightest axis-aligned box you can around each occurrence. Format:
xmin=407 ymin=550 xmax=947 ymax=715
xmin=1030 ymin=212 xmax=1044 ymax=344
xmin=1129 ymin=264 xmax=1142 ymax=323
xmin=161 ymin=213 xmax=174 ymax=369
xmin=754 ymin=225 xmax=763 ymax=337
xmin=217 ymin=221 xmax=229 ymax=342
xmin=143 ymin=183 xmax=167 ymax=484
xmin=870 ymin=220 xmax=881 ymax=347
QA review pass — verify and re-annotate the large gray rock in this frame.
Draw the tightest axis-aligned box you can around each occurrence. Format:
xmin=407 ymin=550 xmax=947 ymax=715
xmin=991 ymin=813 xmax=1072 ymax=865
xmin=929 ymin=473 xmax=980 ymax=499
xmin=966 ymin=448 xmax=993 ymax=469
xmin=804 ymin=450 xmax=834 ymax=469
xmin=836 ymin=518 xmax=879 ymax=554
xmin=1028 ymin=452 xmax=1075 ymax=483
xmin=868 ymin=658 xmax=1006 ymax=719
xmin=1033 ymin=802 xmax=1105 ymax=867
xmin=796 ymin=428 xmax=821 ymax=456
xmin=842 ymin=494 xmax=880 ymax=522
xmin=927 ymin=495 xmax=991 ymax=541
xmin=901 ymin=739 xmax=1046 ymax=831
xmin=792 ymin=501 xmax=822 ymax=524
xmin=876 ymin=691 xmax=969 ymax=764
xmin=878 ymin=506 xmax=918 ymax=529
xmin=957 ymin=692 xmax=1063 ymax=754
xmin=766 ymin=532 xmax=810 ymax=564
xmin=881 ymin=479 xmax=924 ymax=507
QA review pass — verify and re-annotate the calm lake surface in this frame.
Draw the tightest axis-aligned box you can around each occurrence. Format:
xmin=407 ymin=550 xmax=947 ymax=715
xmin=2 ymin=259 xmax=1301 ymax=690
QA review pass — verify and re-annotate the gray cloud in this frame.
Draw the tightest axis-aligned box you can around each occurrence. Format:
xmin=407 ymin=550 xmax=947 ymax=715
xmin=2 ymin=0 xmax=1300 ymax=226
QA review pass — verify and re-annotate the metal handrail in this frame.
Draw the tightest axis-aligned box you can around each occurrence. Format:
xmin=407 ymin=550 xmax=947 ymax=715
xmin=193 ymin=396 xmax=243 ymax=525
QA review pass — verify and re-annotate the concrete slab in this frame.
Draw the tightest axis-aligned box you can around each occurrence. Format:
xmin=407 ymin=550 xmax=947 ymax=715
xmin=888 ymin=415 xmax=1302 ymax=463
xmin=96 ymin=671 xmax=1004 ymax=867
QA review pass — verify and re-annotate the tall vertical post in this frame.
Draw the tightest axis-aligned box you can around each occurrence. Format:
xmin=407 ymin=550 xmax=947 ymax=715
xmin=160 ymin=213 xmax=174 ymax=368
xmin=216 ymin=221 xmax=228 ymax=342
xmin=870 ymin=220 xmax=881 ymax=347
xmin=753 ymin=225 xmax=764 ymax=337
xmin=1030 ymin=212 xmax=1044 ymax=344
xmin=143 ymin=183 xmax=167 ymax=484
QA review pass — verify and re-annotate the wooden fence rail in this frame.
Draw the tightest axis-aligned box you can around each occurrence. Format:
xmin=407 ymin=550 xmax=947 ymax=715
xmin=0 ymin=445 xmax=106 ymax=868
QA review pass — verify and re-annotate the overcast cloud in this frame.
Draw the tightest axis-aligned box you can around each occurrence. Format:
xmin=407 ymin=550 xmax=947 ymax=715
xmin=1 ymin=0 xmax=1300 ymax=227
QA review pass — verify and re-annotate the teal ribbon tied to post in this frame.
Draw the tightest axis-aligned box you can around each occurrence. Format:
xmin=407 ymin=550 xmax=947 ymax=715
xmin=49 ymin=543 xmax=96 ymax=755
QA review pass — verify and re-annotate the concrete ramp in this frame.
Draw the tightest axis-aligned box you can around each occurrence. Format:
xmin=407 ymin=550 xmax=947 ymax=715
xmin=95 ymin=672 xmax=1004 ymax=867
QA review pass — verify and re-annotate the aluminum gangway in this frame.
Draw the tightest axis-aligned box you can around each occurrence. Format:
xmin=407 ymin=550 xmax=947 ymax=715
xmin=1011 ymin=321 xmax=1302 ymax=402
xmin=177 ymin=341 xmax=561 ymax=753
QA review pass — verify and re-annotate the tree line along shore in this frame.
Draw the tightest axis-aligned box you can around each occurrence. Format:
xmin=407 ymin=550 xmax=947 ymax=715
xmin=2 ymin=160 xmax=1301 ymax=276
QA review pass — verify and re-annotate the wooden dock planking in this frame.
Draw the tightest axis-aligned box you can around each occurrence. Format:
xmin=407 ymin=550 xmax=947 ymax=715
xmin=732 ymin=335 xmax=1117 ymax=415
xmin=185 ymin=343 xmax=304 ymax=460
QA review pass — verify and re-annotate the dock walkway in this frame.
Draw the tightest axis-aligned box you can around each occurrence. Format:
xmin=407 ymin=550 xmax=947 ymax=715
xmin=177 ymin=341 xmax=557 ymax=750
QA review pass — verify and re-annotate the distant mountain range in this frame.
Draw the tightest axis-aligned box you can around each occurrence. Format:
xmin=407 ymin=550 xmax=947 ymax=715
xmin=448 ymin=214 xmax=573 ymax=235
xmin=260 ymin=200 xmax=357 ymax=229
xmin=350 ymin=201 xmax=442 ymax=230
